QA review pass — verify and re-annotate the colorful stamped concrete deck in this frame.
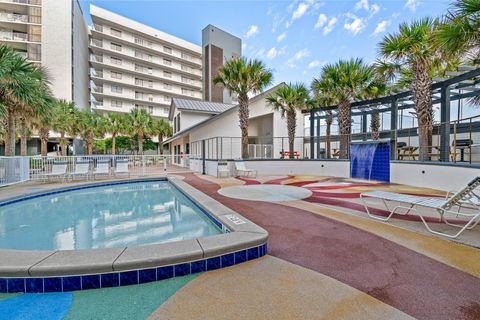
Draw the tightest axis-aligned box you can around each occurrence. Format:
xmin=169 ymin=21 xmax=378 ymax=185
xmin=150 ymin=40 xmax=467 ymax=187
xmin=0 ymin=173 xmax=479 ymax=319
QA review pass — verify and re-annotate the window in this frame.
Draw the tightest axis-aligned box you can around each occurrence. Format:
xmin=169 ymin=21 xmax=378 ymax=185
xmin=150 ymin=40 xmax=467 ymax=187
xmin=111 ymin=85 xmax=122 ymax=93
xmin=148 ymin=106 xmax=154 ymax=114
xmin=163 ymin=83 xmax=172 ymax=90
xmin=163 ymin=107 xmax=169 ymax=113
xmin=28 ymin=6 xmax=41 ymax=24
xmin=110 ymin=57 xmax=122 ymax=65
xmin=181 ymin=64 xmax=192 ymax=73
xmin=148 ymin=94 xmax=153 ymax=102
xmin=177 ymin=114 xmax=181 ymax=132
xmin=163 ymin=59 xmax=172 ymax=66
xmin=181 ymin=52 xmax=191 ymax=60
xmin=163 ymin=71 xmax=172 ymax=78
xmin=110 ymin=28 xmax=122 ymax=37
xmin=110 ymin=42 xmax=122 ymax=52
xmin=163 ymin=46 xmax=172 ymax=54
xmin=111 ymin=99 xmax=122 ymax=108
xmin=135 ymin=37 xmax=152 ymax=48
xmin=135 ymin=91 xmax=146 ymax=100
xmin=110 ymin=71 xmax=122 ymax=79
xmin=164 ymin=95 xmax=170 ymax=102
xmin=182 ymin=88 xmax=195 ymax=97
xmin=135 ymin=50 xmax=152 ymax=61
xmin=135 ymin=64 xmax=153 ymax=74
xmin=148 ymin=80 xmax=153 ymax=88
xmin=181 ymin=76 xmax=192 ymax=84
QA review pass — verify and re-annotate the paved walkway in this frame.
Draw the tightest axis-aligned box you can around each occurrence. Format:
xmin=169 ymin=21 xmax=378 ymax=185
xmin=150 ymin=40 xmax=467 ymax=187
xmin=0 ymin=174 xmax=479 ymax=319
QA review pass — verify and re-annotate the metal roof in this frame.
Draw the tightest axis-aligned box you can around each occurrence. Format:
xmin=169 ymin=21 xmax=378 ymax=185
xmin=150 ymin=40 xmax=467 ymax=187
xmin=172 ymin=98 xmax=235 ymax=114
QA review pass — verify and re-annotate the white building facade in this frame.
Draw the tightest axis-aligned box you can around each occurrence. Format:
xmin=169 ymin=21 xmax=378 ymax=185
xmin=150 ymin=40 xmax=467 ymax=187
xmin=89 ymin=5 xmax=203 ymax=119
xmin=0 ymin=0 xmax=90 ymax=109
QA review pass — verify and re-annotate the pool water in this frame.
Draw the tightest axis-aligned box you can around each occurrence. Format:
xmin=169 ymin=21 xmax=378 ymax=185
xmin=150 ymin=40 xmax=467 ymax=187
xmin=0 ymin=181 xmax=222 ymax=250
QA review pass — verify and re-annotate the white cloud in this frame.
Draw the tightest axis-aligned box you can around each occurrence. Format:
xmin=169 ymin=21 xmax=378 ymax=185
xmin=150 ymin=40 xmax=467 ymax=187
xmin=373 ymin=20 xmax=390 ymax=35
xmin=323 ymin=16 xmax=337 ymax=35
xmin=308 ymin=60 xmax=324 ymax=69
xmin=287 ymin=48 xmax=310 ymax=67
xmin=244 ymin=25 xmax=259 ymax=38
xmin=277 ymin=32 xmax=287 ymax=42
xmin=267 ymin=47 xmax=278 ymax=59
xmin=405 ymin=0 xmax=419 ymax=12
xmin=314 ymin=13 xmax=328 ymax=29
xmin=286 ymin=1 xmax=311 ymax=28
xmin=370 ymin=3 xmax=380 ymax=15
xmin=344 ymin=14 xmax=365 ymax=35
xmin=355 ymin=0 xmax=369 ymax=11
xmin=255 ymin=48 xmax=265 ymax=58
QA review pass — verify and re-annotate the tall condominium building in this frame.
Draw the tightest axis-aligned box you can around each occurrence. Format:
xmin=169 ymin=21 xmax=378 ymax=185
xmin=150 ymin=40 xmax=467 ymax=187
xmin=202 ymin=24 xmax=241 ymax=104
xmin=0 ymin=0 xmax=89 ymax=109
xmin=89 ymin=5 xmax=204 ymax=119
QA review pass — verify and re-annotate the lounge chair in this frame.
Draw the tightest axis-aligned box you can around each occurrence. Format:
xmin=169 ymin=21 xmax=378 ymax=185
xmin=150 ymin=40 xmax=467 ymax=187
xmin=360 ymin=177 xmax=480 ymax=238
xmin=69 ymin=161 xmax=90 ymax=180
xmin=217 ymin=162 xmax=230 ymax=178
xmin=234 ymin=161 xmax=257 ymax=178
xmin=114 ymin=159 xmax=130 ymax=177
xmin=45 ymin=162 xmax=68 ymax=182
xmin=92 ymin=160 xmax=110 ymax=179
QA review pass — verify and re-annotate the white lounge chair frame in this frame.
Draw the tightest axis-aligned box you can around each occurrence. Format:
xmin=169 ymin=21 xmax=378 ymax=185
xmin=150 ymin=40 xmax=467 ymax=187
xmin=44 ymin=162 xmax=68 ymax=182
xmin=217 ymin=162 xmax=230 ymax=178
xmin=114 ymin=160 xmax=130 ymax=178
xmin=360 ymin=177 xmax=480 ymax=238
xmin=69 ymin=161 xmax=90 ymax=180
xmin=234 ymin=161 xmax=257 ymax=178
xmin=92 ymin=161 xmax=110 ymax=179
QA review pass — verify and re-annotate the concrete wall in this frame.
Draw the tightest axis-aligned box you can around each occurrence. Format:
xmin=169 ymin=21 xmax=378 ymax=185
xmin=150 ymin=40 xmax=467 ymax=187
xmin=72 ymin=0 xmax=89 ymax=110
xmin=42 ymin=0 xmax=73 ymax=102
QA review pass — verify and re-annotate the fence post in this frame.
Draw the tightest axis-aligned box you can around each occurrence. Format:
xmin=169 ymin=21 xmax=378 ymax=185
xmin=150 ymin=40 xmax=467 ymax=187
xmin=202 ymin=140 xmax=206 ymax=175
xmin=163 ymin=156 xmax=167 ymax=176
xmin=141 ymin=155 xmax=145 ymax=176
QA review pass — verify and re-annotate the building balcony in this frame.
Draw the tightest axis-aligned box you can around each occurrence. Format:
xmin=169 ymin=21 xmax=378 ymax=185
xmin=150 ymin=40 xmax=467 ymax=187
xmin=0 ymin=30 xmax=39 ymax=42
xmin=0 ymin=12 xmax=39 ymax=24
xmin=0 ymin=0 xmax=42 ymax=5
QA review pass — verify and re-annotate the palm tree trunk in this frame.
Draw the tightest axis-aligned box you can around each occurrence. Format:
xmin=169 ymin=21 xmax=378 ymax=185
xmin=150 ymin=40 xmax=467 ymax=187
xmin=39 ymin=128 xmax=48 ymax=157
xmin=287 ymin=111 xmax=296 ymax=159
xmin=19 ymin=119 xmax=27 ymax=156
xmin=412 ymin=60 xmax=433 ymax=161
xmin=371 ymin=112 xmax=380 ymax=140
xmin=5 ymin=107 xmax=16 ymax=156
xmin=158 ymin=134 xmax=163 ymax=155
xmin=338 ymin=100 xmax=351 ymax=159
xmin=326 ymin=113 xmax=332 ymax=158
xmin=138 ymin=132 xmax=144 ymax=155
xmin=112 ymin=133 xmax=116 ymax=155
xmin=238 ymin=93 xmax=249 ymax=159
xmin=60 ymin=131 xmax=67 ymax=156
xmin=87 ymin=133 xmax=93 ymax=155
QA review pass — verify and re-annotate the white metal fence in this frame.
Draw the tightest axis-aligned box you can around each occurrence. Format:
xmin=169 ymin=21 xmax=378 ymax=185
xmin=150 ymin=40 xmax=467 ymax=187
xmin=0 ymin=155 xmax=191 ymax=187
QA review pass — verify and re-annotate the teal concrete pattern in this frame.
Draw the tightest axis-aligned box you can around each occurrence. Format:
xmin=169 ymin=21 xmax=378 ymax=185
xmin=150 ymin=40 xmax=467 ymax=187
xmin=0 ymin=274 xmax=198 ymax=320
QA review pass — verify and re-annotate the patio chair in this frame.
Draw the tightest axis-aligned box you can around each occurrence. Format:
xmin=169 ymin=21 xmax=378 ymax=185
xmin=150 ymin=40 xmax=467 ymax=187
xmin=69 ymin=161 xmax=90 ymax=180
xmin=44 ymin=162 xmax=68 ymax=182
xmin=114 ymin=159 xmax=130 ymax=177
xmin=234 ymin=161 xmax=257 ymax=178
xmin=360 ymin=177 xmax=480 ymax=239
xmin=92 ymin=160 xmax=110 ymax=179
xmin=217 ymin=162 xmax=230 ymax=178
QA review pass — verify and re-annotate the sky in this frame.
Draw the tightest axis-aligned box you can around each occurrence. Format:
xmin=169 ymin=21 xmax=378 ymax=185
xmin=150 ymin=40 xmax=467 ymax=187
xmin=79 ymin=0 xmax=451 ymax=87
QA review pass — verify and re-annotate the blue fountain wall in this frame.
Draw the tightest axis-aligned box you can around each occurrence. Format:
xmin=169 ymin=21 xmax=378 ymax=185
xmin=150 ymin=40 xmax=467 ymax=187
xmin=350 ymin=141 xmax=390 ymax=182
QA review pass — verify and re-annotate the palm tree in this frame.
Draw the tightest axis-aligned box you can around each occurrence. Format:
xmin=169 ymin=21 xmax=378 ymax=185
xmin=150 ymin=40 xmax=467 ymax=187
xmin=266 ymin=83 xmax=311 ymax=159
xmin=105 ymin=113 xmax=128 ymax=155
xmin=436 ymin=0 xmax=480 ymax=61
xmin=312 ymin=58 xmax=381 ymax=158
xmin=77 ymin=112 xmax=106 ymax=155
xmin=0 ymin=46 xmax=51 ymax=156
xmin=33 ymin=114 xmax=51 ymax=157
xmin=129 ymin=108 xmax=152 ymax=155
xmin=213 ymin=57 xmax=272 ymax=159
xmin=150 ymin=118 xmax=172 ymax=155
xmin=52 ymin=99 xmax=77 ymax=156
xmin=379 ymin=18 xmax=440 ymax=161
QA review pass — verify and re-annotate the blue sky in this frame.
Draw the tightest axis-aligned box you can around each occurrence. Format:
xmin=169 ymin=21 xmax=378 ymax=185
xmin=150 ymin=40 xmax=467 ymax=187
xmin=80 ymin=0 xmax=451 ymax=87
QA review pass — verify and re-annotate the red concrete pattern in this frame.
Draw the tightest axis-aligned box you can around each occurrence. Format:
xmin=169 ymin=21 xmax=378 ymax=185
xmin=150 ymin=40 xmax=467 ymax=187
xmin=180 ymin=173 xmax=480 ymax=320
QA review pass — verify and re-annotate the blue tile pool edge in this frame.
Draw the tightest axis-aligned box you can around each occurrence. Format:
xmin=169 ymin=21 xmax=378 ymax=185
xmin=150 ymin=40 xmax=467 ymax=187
xmin=0 ymin=243 xmax=267 ymax=293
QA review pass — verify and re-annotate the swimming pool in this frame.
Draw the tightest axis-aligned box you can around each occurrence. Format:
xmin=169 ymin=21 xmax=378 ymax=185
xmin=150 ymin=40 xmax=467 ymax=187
xmin=0 ymin=180 xmax=222 ymax=250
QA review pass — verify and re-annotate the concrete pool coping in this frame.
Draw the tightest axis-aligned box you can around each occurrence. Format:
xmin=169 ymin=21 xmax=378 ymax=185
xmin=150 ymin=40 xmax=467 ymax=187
xmin=0 ymin=176 xmax=268 ymax=284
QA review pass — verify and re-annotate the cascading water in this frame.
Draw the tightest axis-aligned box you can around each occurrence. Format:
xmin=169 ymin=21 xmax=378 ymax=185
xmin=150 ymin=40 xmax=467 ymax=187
xmin=350 ymin=141 xmax=390 ymax=182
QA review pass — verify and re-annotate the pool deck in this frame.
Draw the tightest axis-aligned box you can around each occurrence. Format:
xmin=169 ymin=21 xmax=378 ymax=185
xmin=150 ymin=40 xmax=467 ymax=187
xmin=0 ymin=173 xmax=479 ymax=319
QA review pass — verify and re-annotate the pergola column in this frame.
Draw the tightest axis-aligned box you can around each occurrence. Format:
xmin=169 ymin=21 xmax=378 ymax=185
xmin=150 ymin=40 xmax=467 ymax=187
xmin=316 ymin=116 xmax=321 ymax=159
xmin=390 ymin=99 xmax=398 ymax=160
xmin=362 ymin=112 xmax=368 ymax=141
xmin=440 ymin=85 xmax=451 ymax=162
xmin=309 ymin=109 xmax=315 ymax=159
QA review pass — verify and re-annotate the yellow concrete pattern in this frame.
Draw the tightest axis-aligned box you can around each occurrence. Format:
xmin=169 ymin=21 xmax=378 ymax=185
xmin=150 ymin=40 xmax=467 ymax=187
xmin=284 ymin=200 xmax=480 ymax=277
xmin=149 ymin=256 xmax=413 ymax=320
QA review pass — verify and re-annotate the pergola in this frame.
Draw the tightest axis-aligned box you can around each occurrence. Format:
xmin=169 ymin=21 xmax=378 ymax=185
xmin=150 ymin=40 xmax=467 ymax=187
xmin=304 ymin=66 xmax=480 ymax=161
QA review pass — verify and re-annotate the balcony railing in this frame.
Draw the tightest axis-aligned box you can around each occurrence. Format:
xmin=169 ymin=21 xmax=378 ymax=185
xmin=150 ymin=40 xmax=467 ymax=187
xmin=0 ymin=0 xmax=41 ymax=5
xmin=93 ymin=86 xmax=103 ymax=93
xmin=0 ymin=12 xmax=28 ymax=23
xmin=90 ymin=39 xmax=103 ymax=48
xmin=0 ymin=31 xmax=39 ymax=42
xmin=90 ymin=54 xmax=103 ymax=63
